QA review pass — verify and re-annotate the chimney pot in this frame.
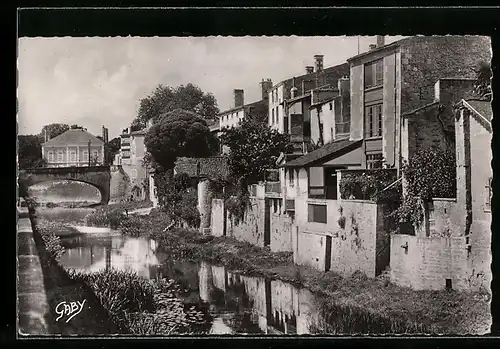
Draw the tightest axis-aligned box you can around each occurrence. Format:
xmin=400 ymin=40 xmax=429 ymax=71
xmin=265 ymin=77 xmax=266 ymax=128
xmin=306 ymin=66 xmax=314 ymax=74
xmin=376 ymin=35 xmax=385 ymax=47
xmin=314 ymin=55 xmax=324 ymax=72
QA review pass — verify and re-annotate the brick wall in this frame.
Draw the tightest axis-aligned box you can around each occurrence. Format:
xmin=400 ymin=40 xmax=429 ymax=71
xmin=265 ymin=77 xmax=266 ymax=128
xmin=270 ymin=212 xmax=293 ymax=252
xmin=400 ymin=36 xmax=491 ymax=114
xmin=227 ymin=197 xmax=266 ymax=247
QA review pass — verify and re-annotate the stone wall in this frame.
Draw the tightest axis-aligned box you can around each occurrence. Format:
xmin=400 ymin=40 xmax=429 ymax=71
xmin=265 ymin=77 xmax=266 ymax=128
xmin=198 ymin=179 xmax=216 ymax=234
xmin=109 ymin=165 xmax=130 ymax=203
xmin=270 ymin=212 xmax=293 ymax=252
xmin=400 ymin=36 xmax=491 ymax=114
xmin=226 ymin=197 xmax=266 ymax=247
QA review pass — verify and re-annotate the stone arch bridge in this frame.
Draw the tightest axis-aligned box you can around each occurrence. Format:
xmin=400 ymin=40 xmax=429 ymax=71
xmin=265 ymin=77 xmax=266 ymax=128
xmin=19 ymin=166 xmax=114 ymax=205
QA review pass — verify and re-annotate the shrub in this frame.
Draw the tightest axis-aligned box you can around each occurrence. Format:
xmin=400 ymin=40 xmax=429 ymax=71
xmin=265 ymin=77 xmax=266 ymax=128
xmin=38 ymin=228 xmax=66 ymax=261
xmin=339 ymin=169 xmax=400 ymax=203
xmin=85 ymin=206 xmax=125 ymax=229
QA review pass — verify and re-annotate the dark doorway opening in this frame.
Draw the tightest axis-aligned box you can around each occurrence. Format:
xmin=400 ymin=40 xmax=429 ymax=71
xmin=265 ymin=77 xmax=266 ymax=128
xmin=325 ymin=235 xmax=332 ymax=272
xmin=264 ymin=198 xmax=271 ymax=246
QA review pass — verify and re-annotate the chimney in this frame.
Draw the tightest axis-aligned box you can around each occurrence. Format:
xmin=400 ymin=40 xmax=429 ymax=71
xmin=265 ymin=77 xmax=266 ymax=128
xmin=234 ymin=89 xmax=244 ymax=108
xmin=305 ymin=66 xmax=314 ymax=74
xmin=369 ymin=44 xmax=377 ymax=51
xmin=102 ymin=126 xmax=107 ymax=143
xmin=314 ymin=55 xmax=324 ymax=72
xmin=291 ymin=77 xmax=298 ymax=98
xmin=376 ymin=35 xmax=385 ymax=47
xmin=260 ymin=78 xmax=273 ymax=100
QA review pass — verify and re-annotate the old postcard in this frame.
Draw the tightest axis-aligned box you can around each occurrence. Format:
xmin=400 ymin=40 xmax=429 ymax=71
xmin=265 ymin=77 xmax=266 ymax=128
xmin=17 ymin=17 xmax=493 ymax=337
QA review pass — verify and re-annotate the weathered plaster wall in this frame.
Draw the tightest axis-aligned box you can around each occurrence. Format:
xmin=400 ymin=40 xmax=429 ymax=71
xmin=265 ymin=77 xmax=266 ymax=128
xmin=227 ymin=197 xmax=266 ymax=247
xmin=270 ymin=212 xmax=293 ymax=252
xmin=109 ymin=165 xmax=130 ymax=203
xmin=211 ymin=198 xmax=226 ymax=237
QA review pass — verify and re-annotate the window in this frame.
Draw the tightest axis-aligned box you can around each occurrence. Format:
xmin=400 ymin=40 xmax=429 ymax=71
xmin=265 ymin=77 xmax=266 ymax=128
xmin=93 ymin=150 xmax=99 ymax=161
xmin=485 ymin=177 xmax=492 ymax=212
xmin=57 ymin=151 xmax=64 ymax=163
xmin=288 ymin=168 xmax=295 ymax=187
xmin=309 ymin=167 xmax=325 ymax=198
xmin=364 ymin=104 xmax=383 ymax=138
xmin=367 ymin=154 xmax=383 ymax=169
xmin=82 ymin=150 xmax=89 ymax=162
xmin=308 ymin=204 xmax=327 ymax=223
xmin=272 ymin=90 xmax=275 ymax=104
xmin=272 ymin=109 xmax=275 ymax=124
xmin=69 ymin=151 xmax=76 ymax=162
xmin=364 ymin=59 xmax=384 ymax=89
xmin=329 ymin=102 xmax=333 ymax=111
xmin=47 ymin=151 xmax=54 ymax=162
xmin=275 ymin=107 xmax=279 ymax=124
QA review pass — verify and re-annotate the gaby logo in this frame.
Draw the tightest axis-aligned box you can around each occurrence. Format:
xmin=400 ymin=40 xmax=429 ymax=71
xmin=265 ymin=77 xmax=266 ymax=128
xmin=55 ymin=300 xmax=86 ymax=323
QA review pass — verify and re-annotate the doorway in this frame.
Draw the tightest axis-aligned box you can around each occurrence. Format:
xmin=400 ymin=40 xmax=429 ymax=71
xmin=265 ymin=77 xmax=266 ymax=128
xmin=325 ymin=236 xmax=332 ymax=272
xmin=325 ymin=167 xmax=344 ymax=200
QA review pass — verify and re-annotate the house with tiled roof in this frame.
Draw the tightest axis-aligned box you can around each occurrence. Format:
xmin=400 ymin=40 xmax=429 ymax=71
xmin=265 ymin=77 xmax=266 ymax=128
xmin=41 ymin=128 xmax=104 ymax=167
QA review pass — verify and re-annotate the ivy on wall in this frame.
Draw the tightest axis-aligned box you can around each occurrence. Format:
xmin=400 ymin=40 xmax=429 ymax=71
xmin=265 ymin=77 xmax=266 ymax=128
xmin=339 ymin=168 xmax=401 ymax=203
xmin=392 ymin=147 xmax=456 ymax=233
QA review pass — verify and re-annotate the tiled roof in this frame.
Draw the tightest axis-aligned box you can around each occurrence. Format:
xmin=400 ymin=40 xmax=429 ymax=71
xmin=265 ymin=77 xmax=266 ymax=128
xmin=282 ymin=138 xmax=363 ymax=168
xmin=175 ymin=156 xmax=230 ymax=179
xmin=42 ymin=129 xmax=104 ymax=147
xmin=464 ymin=99 xmax=492 ymax=122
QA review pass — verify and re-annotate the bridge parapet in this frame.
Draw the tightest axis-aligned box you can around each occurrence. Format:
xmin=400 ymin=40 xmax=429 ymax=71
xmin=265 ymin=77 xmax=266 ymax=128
xmin=22 ymin=166 xmax=111 ymax=175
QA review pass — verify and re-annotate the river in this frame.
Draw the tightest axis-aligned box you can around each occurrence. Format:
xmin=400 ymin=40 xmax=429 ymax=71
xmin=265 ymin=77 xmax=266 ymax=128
xmin=32 ymin=182 xmax=329 ymax=335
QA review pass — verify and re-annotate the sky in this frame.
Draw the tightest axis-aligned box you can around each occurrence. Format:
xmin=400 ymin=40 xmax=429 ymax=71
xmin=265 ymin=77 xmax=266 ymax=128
xmin=18 ymin=35 xmax=406 ymax=140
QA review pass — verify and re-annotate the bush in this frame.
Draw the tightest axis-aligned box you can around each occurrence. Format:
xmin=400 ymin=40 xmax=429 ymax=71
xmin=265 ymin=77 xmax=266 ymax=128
xmin=38 ymin=228 xmax=66 ymax=261
xmin=339 ymin=169 xmax=400 ymax=202
xmin=85 ymin=206 xmax=125 ymax=229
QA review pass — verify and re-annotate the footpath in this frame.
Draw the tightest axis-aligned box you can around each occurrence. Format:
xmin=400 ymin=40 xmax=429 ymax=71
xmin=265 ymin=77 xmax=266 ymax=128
xmin=17 ymin=214 xmax=50 ymax=335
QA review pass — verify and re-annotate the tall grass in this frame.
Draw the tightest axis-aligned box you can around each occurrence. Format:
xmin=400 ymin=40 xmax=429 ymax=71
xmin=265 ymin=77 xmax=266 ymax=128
xmin=68 ymin=269 xmax=208 ymax=335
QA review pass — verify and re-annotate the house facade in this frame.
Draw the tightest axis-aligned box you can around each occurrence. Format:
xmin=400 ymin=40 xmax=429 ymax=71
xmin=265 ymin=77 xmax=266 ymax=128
xmin=42 ymin=128 xmax=104 ymax=167
xmin=390 ymin=98 xmax=492 ymax=292
xmin=347 ymin=35 xmax=491 ymax=172
xmin=120 ymin=125 xmax=149 ymax=201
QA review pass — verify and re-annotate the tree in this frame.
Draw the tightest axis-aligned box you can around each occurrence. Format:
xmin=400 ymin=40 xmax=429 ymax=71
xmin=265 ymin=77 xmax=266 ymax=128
xmin=70 ymin=124 xmax=83 ymax=129
xmin=144 ymin=109 xmax=219 ymax=172
xmin=104 ymin=137 xmax=121 ymax=165
xmin=18 ymin=135 xmax=46 ymax=169
xmin=133 ymin=83 xmax=220 ymax=130
xmin=219 ymin=118 xmax=293 ymax=185
xmin=474 ymin=60 xmax=492 ymax=101
xmin=39 ymin=123 xmax=70 ymax=142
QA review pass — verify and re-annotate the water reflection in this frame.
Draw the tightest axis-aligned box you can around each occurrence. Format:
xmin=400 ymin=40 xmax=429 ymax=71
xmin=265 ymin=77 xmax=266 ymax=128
xmin=37 ymin=207 xmax=95 ymax=224
xmin=60 ymin=235 xmax=159 ymax=279
xmin=58 ymin=231 xmax=325 ymax=335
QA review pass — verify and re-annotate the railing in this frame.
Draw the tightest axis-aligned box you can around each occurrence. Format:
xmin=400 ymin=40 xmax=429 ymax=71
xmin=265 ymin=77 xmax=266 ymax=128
xmin=265 ymin=182 xmax=281 ymax=194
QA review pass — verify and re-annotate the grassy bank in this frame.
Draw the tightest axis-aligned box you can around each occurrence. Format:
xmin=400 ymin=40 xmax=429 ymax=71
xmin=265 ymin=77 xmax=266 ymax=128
xmin=27 ymin=203 xmax=119 ymax=335
xmin=85 ymin=208 xmax=491 ymax=334
xmin=30 ymin=199 xmax=210 ymax=335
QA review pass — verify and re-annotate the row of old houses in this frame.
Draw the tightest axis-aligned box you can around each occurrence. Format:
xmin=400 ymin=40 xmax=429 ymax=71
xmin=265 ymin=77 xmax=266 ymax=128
xmin=187 ymin=35 xmax=492 ymax=293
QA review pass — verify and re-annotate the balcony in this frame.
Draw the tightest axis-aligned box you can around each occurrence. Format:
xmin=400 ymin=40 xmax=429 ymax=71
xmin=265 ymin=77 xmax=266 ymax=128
xmin=265 ymin=182 xmax=281 ymax=194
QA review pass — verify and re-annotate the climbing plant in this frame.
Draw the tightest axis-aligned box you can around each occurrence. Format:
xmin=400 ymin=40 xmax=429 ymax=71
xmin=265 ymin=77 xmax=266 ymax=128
xmin=339 ymin=168 xmax=400 ymax=203
xmin=392 ymin=147 xmax=456 ymax=232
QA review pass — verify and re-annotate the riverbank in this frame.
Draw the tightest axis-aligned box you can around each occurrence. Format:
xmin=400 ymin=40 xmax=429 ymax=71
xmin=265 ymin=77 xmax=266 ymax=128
xmin=98 ymin=210 xmax=491 ymax=335
xmin=26 ymin=204 xmax=120 ymax=335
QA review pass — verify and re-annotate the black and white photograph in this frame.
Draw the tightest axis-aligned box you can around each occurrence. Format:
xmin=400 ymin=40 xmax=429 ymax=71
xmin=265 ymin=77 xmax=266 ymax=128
xmin=16 ymin=9 xmax=494 ymax=338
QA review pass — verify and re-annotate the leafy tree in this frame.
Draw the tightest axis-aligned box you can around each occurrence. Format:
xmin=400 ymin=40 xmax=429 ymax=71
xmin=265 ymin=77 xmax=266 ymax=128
xmin=104 ymin=137 xmax=121 ymax=165
xmin=144 ymin=109 xmax=219 ymax=172
xmin=474 ymin=60 xmax=492 ymax=100
xmin=219 ymin=118 xmax=293 ymax=185
xmin=132 ymin=83 xmax=219 ymax=130
xmin=18 ymin=135 xmax=46 ymax=169
xmin=39 ymin=123 xmax=70 ymax=142
xmin=70 ymin=124 xmax=83 ymax=129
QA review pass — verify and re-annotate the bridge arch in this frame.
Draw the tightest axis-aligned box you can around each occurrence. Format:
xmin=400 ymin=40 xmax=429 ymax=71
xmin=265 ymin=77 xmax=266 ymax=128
xmin=19 ymin=166 xmax=111 ymax=205
xmin=27 ymin=179 xmax=103 ymax=204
